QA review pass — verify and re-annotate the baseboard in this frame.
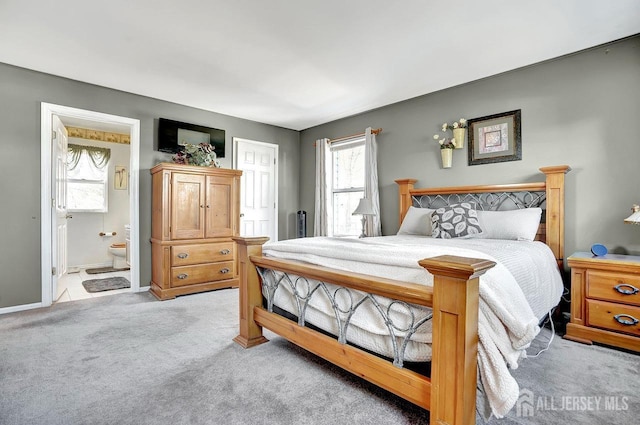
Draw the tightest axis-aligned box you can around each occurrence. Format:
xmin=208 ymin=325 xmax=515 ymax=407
xmin=0 ymin=302 xmax=43 ymax=315
xmin=1 ymin=285 xmax=148 ymax=315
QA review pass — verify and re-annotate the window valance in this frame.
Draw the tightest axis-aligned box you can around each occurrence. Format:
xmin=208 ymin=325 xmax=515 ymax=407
xmin=67 ymin=144 xmax=111 ymax=171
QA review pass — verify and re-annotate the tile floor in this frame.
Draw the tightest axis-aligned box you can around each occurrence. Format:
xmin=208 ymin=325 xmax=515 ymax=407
xmin=56 ymin=268 xmax=132 ymax=303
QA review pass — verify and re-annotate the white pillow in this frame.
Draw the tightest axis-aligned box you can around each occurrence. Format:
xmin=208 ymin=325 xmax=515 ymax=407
xmin=397 ymin=206 xmax=434 ymax=236
xmin=476 ymin=208 xmax=542 ymax=241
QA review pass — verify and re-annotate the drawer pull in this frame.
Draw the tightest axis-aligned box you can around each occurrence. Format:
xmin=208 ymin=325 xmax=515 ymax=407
xmin=177 ymin=253 xmax=189 ymax=259
xmin=614 ymin=314 xmax=639 ymax=326
xmin=220 ymin=249 xmax=230 ymax=255
xmin=220 ymin=268 xmax=230 ymax=274
xmin=177 ymin=273 xmax=188 ymax=280
xmin=614 ymin=283 xmax=639 ymax=295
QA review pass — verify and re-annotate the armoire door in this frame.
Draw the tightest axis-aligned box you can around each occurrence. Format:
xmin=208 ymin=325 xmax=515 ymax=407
xmin=171 ymin=173 xmax=206 ymax=240
xmin=205 ymin=175 xmax=234 ymax=238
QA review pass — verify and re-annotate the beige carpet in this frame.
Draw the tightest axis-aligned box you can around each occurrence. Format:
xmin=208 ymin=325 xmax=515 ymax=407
xmin=0 ymin=289 xmax=637 ymax=425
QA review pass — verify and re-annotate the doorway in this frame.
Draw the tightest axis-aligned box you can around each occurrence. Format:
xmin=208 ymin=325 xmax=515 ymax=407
xmin=40 ymin=103 xmax=141 ymax=307
xmin=233 ymin=137 xmax=278 ymax=242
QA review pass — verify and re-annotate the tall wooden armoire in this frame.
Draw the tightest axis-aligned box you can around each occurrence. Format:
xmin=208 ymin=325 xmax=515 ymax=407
xmin=150 ymin=163 xmax=242 ymax=300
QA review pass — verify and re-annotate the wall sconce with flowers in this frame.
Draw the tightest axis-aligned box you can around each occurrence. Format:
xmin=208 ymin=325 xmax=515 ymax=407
xmin=442 ymin=118 xmax=467 ymax=149
xmin=432 ymin=117 xmax=467 ymax=168
xmin=433 ymin=134 xmax=456 ymax=168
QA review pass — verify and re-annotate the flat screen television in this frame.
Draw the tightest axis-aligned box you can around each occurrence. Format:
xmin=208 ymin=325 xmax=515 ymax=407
xmin=157 ymin=118 xmax=225 ymax=157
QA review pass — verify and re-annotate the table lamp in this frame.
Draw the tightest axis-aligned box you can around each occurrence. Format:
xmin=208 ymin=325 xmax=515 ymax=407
xmin=624 ymin=204 xmax=640 ymax=225
xmin=352 ymin=198 xmax=375 ymax=238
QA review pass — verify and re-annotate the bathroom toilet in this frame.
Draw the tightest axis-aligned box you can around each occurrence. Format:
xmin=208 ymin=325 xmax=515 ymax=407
xmin=108 ymin=243 xmax=128 ymax=269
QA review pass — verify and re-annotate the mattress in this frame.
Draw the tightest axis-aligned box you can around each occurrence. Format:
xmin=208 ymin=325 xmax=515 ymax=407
xmin=263 ymin=236 xmax=563 ymax=356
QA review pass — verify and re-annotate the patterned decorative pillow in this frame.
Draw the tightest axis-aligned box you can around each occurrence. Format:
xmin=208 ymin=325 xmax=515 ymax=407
xmin=431 ymin=203 xmax=483 ymax=239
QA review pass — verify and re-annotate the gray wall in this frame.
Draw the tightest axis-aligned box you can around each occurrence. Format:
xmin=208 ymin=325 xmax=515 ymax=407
xmin=2 ymin=35 xmax=638 ymax=309
xmin=0 ymin=63 xmax=300 ymax=308
xmin=300 ymin=36 xmax=640 ymax=265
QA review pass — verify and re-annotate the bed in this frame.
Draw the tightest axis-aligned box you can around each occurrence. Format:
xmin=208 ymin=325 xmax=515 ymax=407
xmin=232 ymin=165 xmax=570 ymax=425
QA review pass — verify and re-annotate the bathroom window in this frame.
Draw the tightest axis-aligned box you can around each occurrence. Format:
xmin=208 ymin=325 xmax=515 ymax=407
xmin=67 ymin=144 xmax=111 ymax=212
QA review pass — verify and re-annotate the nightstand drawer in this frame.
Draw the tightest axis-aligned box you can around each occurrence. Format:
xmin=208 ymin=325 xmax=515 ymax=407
xmin=587 ymin=270 xmax=640 ymax=306
xmin=587 ymin=299 xmax=640 ymax=337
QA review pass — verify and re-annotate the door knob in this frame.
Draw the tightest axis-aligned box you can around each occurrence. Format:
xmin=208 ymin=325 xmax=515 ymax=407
xmin=240 ymin=213 xmax=244 ymax=217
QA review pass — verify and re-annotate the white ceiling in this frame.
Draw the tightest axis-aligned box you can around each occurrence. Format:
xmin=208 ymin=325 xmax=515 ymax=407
xmin=1 ymin=1 xmax=638 ymax=131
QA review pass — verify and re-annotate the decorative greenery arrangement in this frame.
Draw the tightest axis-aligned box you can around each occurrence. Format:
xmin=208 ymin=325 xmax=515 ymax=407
xmin=173 ymin=143 xmax=221 ymax=167
xmin=441 ymin=118 xmax=467 ymax=131
xmin=433 ymin=134 xmax=457 ymax=149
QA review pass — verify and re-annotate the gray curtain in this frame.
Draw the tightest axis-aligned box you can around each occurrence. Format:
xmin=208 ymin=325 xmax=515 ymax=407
xmin=313 ymin=138 xmax=330 ymax=236
xmin=364 ymin=127 xmax=381 ymax=236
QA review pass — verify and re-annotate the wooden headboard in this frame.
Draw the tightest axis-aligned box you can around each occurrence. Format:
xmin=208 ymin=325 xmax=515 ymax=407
xmin=395 ymin=165 xmax=570 ymax=266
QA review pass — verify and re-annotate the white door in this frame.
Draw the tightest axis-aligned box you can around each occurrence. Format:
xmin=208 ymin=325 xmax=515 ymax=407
xmin=234 ymin=138 xmax=278 ymax=242
xmin=41 ymin=103 xmax=141 ymax=307
xmin=52 ymin=115 xmax=69 ymax=301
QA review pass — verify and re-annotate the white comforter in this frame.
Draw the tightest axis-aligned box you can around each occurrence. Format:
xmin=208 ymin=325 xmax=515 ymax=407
xmin=262 ymin=235 xmax=564 ymax=418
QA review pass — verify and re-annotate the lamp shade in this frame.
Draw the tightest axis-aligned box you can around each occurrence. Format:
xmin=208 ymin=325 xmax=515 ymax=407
xmin=352 ymin=198 xmax=375 ymax=216
xmin=624 ymin=204 xmax=640 ymax=225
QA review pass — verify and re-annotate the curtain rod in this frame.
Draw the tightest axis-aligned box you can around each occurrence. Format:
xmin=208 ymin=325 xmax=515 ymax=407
xmin=328 ymin=128 xmax=382 ymax=144
xmin=313 ymin=128 xmax=383 ymax=147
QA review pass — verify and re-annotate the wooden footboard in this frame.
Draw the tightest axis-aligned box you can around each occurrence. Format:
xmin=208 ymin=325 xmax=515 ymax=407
xmin=233 ymin=236 xmax=495 ymax=425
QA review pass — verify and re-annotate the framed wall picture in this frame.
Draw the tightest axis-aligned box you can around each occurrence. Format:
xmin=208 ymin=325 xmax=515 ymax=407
xmin=115 ymin=166 xmax=127 ymax=190
xmin=467 ymin=109 xmax=521 ymax=165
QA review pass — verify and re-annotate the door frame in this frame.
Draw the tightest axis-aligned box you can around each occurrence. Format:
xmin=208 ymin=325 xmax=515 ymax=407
xmin=40 ymin=102 xmax=141 ymax=307
xmin=232 ymin=137 xmax=278 ymax=242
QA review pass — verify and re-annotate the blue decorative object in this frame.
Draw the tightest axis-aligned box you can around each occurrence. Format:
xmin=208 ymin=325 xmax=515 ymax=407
xmin=591 ymin=243 xmax=608 ymax=256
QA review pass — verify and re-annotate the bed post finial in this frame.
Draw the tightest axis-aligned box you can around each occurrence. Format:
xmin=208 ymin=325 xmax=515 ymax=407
xmin=419 ymin=255 xmax=496 ymax=425
xmin=233 ymin=236 xmax=270 ymax=348
xmin=540 ymin=165 xmax=570 ymax=267
xmin=395 ymin=179 xmax=418 ymax=226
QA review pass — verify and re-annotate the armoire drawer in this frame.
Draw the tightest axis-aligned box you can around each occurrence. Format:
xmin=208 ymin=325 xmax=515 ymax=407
xmin=171 ymin=242 xmax=234 ymax=267
xmin=171 ymin=261 xmax=236 ymax=287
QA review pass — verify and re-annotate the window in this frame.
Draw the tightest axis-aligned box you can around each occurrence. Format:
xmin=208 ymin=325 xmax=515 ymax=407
xmin=329 ymin=137 xmax=365 ymax=236
xmin=67 ymin=144 xmax=110 ymax=212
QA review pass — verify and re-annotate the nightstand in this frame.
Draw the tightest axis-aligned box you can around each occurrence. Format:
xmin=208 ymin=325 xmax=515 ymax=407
xmin=565 ymin=252 xmax=640 ymax=352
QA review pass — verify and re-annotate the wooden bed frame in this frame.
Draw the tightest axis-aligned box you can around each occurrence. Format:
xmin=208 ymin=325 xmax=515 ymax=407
xmin=233 ymin=165 xmax=570 ymax=425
